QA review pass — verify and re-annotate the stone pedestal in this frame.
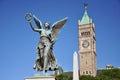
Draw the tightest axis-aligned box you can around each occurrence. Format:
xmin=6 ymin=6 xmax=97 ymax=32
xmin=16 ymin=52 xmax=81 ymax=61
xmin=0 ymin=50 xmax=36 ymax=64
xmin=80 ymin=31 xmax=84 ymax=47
xmin=25 ymin=74 xmax=56 ymax=80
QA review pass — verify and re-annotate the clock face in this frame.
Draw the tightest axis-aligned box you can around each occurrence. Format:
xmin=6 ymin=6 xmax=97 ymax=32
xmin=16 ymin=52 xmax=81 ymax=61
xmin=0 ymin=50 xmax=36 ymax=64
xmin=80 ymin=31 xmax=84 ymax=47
xmin=82 ymin=40 xmax=89 ymax=48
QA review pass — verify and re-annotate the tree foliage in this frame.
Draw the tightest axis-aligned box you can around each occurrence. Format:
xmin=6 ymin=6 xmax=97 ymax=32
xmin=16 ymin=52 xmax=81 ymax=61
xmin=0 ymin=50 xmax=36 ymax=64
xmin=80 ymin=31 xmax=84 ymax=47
xmin=80 ymin=75 xmax=96 ymax=80
xmin=97 ymin=68 xmax=120 ymax=80
xmin=55 ymin=73 xmax=73 ymax=80
xmin=55 ymin=68 xmax=120 ymax=80
xmin=55 ymin=73 xmax=69 ymax=80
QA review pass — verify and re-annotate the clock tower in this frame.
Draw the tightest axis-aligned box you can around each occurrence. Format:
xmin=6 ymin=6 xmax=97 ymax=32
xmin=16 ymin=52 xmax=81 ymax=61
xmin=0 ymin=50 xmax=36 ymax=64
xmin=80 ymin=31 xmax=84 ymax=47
xmin=78 ymin=4 xmax=97 ymax=76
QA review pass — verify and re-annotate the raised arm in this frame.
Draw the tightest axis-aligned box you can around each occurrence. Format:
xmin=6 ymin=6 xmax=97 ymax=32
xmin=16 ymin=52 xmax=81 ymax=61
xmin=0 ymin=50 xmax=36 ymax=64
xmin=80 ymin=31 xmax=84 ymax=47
xmin=29 ymin=21 xmax=42 ymax=32
xmin=25 ymin=13 xmax=42 ymax=32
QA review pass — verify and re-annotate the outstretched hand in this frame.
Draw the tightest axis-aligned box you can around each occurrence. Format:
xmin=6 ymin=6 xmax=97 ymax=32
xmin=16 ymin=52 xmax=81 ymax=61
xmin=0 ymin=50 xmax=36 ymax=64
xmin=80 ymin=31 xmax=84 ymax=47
xmin=25 ymin=13 xmax=33 ymax=22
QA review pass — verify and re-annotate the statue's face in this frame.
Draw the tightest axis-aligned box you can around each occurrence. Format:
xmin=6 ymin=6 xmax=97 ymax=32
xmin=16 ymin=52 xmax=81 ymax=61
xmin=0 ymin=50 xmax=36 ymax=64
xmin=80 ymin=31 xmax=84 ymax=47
xmin=45 ymin=22 xmax=50 ymax=28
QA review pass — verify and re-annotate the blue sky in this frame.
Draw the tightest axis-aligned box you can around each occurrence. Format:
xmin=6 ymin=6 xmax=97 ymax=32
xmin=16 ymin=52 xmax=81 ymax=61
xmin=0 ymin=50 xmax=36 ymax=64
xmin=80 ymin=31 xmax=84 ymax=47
xmin=0 ymin=0 xmax=120 ymax=80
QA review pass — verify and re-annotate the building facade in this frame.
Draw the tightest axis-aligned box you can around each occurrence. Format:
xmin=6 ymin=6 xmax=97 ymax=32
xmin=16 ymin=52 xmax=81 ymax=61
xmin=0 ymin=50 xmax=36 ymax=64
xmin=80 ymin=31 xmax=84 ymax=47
xmin=78 ymin=5 xmax=97 ymax=76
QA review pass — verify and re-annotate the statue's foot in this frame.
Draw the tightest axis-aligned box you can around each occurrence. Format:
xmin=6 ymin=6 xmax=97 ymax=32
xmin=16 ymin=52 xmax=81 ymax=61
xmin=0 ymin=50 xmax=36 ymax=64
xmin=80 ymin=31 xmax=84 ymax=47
xmin=33 ymin=67 xmax=36 ymax=70
xmin=42 ymin=70 xmax=46 ymax=74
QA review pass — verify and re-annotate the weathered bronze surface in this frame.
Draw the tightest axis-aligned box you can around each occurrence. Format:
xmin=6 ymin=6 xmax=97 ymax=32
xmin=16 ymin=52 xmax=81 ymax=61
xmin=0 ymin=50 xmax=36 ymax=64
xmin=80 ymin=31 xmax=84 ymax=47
xmin=25 ymin=13 xmax=67 ymax=74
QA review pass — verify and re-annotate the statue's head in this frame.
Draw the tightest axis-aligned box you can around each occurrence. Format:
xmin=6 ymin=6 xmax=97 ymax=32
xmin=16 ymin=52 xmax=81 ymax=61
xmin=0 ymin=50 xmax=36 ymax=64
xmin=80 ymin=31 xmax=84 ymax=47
xmin=44 ymin=22 xmax=50 ymax=29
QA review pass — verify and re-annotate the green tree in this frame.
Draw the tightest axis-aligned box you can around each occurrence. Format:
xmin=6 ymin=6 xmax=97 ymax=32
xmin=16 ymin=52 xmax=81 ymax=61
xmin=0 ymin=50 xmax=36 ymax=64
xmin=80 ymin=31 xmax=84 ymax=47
xmin=80 ymin=75 xmax=96 ymax=80
xmin=56 ymin=68 xmax=120 ymax=80
xmin=68 ymin=76 xmax=73 ymax=80
xmin=97 ymin=68 xmax=120 ymax=80
xmin=56 ymin=73 xmax=68 ymax=80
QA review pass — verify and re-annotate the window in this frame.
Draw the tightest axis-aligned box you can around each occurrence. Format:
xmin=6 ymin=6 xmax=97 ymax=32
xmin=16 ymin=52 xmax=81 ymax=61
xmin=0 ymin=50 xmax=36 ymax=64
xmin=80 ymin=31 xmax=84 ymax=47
xmin=81 ymin=31 xmax=90 ymax=36
xmin=86 ymin=71 xmax=88 ymax=74
xmin=83 ymin=72 xmax=85 ymax=74
xmin=93 ymin=36 xmax=96 ymax=40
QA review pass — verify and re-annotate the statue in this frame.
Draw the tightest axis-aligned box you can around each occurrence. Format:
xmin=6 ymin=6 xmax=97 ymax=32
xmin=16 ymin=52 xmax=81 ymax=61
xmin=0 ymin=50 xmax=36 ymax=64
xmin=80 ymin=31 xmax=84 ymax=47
xmin=25 ymin=13 xmax=68 ymax=74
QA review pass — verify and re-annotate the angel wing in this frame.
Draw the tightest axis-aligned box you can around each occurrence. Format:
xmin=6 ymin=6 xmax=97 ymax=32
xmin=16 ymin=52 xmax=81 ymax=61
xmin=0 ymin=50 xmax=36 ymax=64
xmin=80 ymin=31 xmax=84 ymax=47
xmin=33 ymin=15 xmax=42 ymax=29
xmin=51 ymin=17 xmax=68 ymax=42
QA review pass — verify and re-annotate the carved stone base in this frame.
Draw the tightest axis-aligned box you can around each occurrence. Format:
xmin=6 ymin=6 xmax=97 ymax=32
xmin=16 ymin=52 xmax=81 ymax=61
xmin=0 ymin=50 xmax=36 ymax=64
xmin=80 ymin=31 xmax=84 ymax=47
xmin=25 ymin=74 xmax=56 ymax=80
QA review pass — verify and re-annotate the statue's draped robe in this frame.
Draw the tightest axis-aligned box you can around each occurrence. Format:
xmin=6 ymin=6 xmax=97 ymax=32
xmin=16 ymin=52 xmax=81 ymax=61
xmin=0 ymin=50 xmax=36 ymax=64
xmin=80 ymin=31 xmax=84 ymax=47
xmin=34 ymin=36 xmax=57 ymax=71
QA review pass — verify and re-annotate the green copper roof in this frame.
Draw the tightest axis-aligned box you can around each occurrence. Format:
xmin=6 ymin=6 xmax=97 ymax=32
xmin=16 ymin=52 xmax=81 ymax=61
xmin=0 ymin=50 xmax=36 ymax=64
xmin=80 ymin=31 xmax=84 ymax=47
xmin=81 ymin=8 xmax=90 ymax=25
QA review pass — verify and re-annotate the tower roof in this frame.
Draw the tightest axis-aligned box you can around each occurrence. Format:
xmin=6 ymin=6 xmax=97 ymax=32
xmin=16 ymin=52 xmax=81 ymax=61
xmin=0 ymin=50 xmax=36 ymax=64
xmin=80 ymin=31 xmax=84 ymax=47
xmin=81 ymin=4 xmax=90 ymax=25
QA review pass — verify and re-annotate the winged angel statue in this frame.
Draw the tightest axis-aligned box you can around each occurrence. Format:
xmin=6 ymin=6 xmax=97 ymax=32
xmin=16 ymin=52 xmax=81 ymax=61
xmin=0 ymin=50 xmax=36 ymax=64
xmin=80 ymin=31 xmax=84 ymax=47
xmin=25 ymin=13 xmax=68 ymax=73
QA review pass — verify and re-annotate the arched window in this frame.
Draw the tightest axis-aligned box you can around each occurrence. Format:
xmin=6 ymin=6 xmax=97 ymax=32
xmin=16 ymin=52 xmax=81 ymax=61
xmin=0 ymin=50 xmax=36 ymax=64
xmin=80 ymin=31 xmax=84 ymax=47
xmin=86 ymin=71 xmax=88 ymax=74
xmin=83 ymin=72 xmax=85 ymax=74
